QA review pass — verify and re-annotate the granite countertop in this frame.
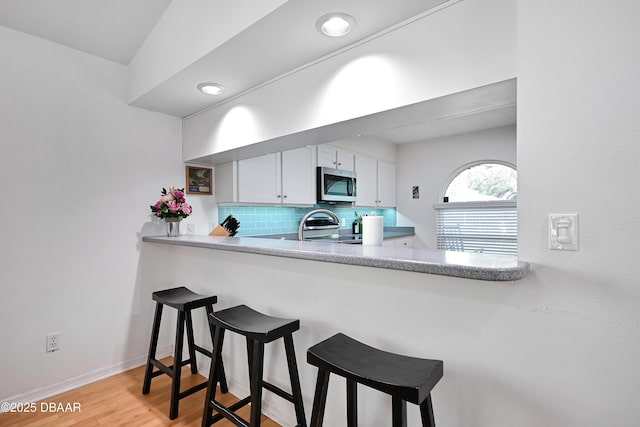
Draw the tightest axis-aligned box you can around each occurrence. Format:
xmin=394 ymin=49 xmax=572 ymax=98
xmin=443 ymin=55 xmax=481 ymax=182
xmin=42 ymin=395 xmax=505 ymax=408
xmin=142 ymin=233 xmax=530 ymax=282
xmin=250 ymin=226 xmax=415 ymax=242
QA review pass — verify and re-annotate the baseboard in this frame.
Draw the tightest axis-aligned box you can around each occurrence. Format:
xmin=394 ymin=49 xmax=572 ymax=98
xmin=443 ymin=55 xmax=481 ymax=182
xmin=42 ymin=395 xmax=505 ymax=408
xmin=0 ymin=346 xmax=172 ymax=412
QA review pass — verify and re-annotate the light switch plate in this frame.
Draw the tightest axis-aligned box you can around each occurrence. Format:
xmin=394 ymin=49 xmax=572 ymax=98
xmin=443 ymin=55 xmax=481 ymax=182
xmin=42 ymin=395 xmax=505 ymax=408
xmin=549 ymin=214 xmax=578 ymax=251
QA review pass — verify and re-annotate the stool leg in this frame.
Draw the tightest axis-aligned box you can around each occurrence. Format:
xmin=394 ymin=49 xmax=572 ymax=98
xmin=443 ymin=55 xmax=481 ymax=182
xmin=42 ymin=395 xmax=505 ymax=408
xmin=310 ymin=369 xmax=330 ymax=427
xmin=419 ymin=395 xmax=436 ymax=427
xmin=391 ymin=397 xmax=407 ymax=427
xmin=346 ymin=379 xmax=357 ymax=427
xmin=142 ymin=302 xmax=163 ymax=394
xmin=185 ymin=310 xmax=198 ymax=374
xmin=169 ymin=310 xmax=186 ymax=420
xmin=206 ymin=306 xmax=229 ymax=393
xmin=283 ymin=334 xmax=307 ymax=427
xmin=202 ymin=326 xmax=225 ymax=427
xmin=249 ymin=339 xmax=265 ymax=427
xmin=246 ymin=337 xmax=254 ymax=386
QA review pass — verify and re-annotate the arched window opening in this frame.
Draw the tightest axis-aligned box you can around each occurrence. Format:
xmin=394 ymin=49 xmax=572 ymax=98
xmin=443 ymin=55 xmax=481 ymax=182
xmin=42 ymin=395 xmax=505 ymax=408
xmin=436 ymin=162 xmax=517 ymax=255
xmin=445 ymin=162 xmax=517 ymax=202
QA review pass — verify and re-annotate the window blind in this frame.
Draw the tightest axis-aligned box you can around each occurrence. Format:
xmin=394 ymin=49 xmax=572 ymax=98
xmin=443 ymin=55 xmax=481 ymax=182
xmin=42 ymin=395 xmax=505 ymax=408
xmin=435 ymin=202 xmax=517 ymax=255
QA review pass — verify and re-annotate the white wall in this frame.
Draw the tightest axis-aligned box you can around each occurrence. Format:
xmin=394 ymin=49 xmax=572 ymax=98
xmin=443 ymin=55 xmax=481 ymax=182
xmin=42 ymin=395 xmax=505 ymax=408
xmin=515 ymin=1 xmax=640 ymax=425
xmin=0 ymin=26 xmax=187 ymax=402
xmin=396 ymin=126 xmax=516 ymax=248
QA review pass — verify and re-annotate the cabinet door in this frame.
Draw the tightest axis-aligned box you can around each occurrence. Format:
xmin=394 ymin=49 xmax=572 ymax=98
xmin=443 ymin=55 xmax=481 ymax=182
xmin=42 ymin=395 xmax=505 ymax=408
xmin=238 ymin=153 xmax=281 ymax=203
xmin=377 ymin=160 xmax=396 ymax=207
xmin=282 ymin=147 xmax=315 ymax=204
xmin=336 ymin=148 xmax=354 ymax=171
xmin=317 ymin=145 xmax=355 ymax=171
xmin=317 ymin=145 xmax=338 ymax=168
xmin=354 ymin=155 xmax=377 ymax=207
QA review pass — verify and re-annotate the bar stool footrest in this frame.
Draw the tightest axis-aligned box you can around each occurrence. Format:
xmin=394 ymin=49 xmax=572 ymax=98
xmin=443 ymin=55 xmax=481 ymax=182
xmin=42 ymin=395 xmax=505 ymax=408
xmin=210 ymin=396 xmax=252 ymax=426
xmin=178 ymin=380 xmax=209 ymax=400
xmin=263 ymin=380 xmax=295 ymax=403
xmin=194 ymin=344 xmax=213 ymax=358
xmin=149 ymin=359 xmax=173 ymax=377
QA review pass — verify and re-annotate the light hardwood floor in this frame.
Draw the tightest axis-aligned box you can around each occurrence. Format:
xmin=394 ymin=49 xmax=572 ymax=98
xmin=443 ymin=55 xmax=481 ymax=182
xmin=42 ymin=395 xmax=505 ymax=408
xmin=0 ymin=358 xmax=282 ymax=426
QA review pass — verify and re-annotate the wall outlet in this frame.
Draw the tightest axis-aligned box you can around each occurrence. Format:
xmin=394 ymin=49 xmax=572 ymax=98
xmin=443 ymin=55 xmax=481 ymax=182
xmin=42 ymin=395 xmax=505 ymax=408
xmin=46 ymin=332 xmax=60 ymax=352
xmin=186 ymin=223 xmax=195 ymax=234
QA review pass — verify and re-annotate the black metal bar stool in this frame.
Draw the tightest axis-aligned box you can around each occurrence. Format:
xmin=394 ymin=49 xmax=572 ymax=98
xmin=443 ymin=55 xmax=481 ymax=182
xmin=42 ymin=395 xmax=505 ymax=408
xmin=142 ymin=286 xmax=228 ymax=419
xmin=307 ymin=333 xmax=443 ymax=427
xmin=202 ymin=304 xmax=307 ymax=427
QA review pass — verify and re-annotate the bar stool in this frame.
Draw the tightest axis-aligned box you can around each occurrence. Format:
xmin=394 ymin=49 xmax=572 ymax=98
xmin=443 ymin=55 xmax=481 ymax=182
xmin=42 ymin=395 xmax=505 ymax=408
xmin=307 ymin=333 xmax=443 ymax=427
xmin=142 ymin=286 xmax=228 ymax=419
xmin=202 ymin=304 xmax=307 ymax=427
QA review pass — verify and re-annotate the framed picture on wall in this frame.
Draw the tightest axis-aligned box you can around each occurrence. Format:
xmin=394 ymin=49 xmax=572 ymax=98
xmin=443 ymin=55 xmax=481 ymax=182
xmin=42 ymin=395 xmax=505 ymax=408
xmin=186 ymin=166 xmax=213 ymax=195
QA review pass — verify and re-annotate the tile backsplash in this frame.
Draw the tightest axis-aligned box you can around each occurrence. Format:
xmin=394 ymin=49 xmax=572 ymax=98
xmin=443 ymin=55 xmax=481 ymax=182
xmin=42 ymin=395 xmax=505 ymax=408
xmin=218 ymin=205 xmax=396 ymax=236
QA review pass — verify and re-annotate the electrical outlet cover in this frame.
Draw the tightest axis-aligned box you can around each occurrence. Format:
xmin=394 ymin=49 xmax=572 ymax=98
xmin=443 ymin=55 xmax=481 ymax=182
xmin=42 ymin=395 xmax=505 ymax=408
xmin=46 ymin=332 xmax=60 ymax=352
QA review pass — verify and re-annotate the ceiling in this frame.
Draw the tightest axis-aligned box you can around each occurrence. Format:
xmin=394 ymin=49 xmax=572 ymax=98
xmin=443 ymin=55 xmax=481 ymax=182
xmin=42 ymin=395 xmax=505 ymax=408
xmin=0 ymin=0 xmax=172 ymax=65
xmin=0 ymin=0 xmax=516 ymax=144
xmin=129 ymin=0 xmax=454 ymax=118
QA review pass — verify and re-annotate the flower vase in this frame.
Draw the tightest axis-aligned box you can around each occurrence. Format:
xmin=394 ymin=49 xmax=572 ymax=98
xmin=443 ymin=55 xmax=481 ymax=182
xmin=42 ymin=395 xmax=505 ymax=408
xmin=165 ymin=218 xmax=181 ymax=237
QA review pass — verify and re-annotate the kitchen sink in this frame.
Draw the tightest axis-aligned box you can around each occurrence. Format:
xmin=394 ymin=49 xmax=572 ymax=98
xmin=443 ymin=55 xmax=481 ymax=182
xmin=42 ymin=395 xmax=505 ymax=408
xmin=250 ymin=233 xmax=362 ymax=244
xmin=303 ymin=235 xmax=363 ymax=244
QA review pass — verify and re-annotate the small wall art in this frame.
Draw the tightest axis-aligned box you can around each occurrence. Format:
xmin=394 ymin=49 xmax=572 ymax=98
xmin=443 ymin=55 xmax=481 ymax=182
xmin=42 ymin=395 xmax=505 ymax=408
xmin=412 ymin=186 xmax=420 ymax=199
xmin=186 ymin=166 xmax=213 ymax=195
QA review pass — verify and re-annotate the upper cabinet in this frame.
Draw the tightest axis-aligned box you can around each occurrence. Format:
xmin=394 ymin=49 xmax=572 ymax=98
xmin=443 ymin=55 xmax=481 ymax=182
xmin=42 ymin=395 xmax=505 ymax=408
xmin=237 ymin=146 xmax=315 ymax=205
xmin=281 ymin=147 xmax=316 ymax=205
xmin=354 ymin=155 xmax=377 ymax=206
xmin=317 ymin=145 xmax=354 ymax=171
xmin=218 ymin=143 xmax=394 ymax=207
xmin=238 ymin=153 xmax=281 ymax=204
xmin=376 ymin=160 xmax=396 ymax=208
xmin=355 ymin=154 xmax=396 ymax=208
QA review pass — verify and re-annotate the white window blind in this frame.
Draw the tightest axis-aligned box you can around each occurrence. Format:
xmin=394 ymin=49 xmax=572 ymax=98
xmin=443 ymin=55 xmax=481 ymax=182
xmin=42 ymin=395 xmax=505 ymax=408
xmin=435 ymin=202 xmax=517 ymax=255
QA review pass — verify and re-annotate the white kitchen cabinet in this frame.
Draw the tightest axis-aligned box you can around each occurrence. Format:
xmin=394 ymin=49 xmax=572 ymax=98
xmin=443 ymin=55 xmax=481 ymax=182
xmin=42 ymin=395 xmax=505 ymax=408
xmin=238 ymin=153 xmax=280 ymax=203
xmin=354 ymin=155 xmax=396 ymax=207
xmin=214 ymin=161 xmax=238 ymax=203
xmin=354 ymin=155 xmax=377 ymax=206
xmin=376 ymin=160 xmax=396 ymax=207
xmin=237 ymin=147 xmax=315 ymax=204
xmin=281 ymin=146 xmax=316 ymax=204
xmin=317 ymin=145 xmax=355 ymax=171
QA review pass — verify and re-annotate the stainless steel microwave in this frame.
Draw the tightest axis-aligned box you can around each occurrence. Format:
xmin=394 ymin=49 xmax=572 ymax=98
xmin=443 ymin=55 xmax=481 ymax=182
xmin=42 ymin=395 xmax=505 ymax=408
xmin=317 ymin=167 xmax=357 ymax=203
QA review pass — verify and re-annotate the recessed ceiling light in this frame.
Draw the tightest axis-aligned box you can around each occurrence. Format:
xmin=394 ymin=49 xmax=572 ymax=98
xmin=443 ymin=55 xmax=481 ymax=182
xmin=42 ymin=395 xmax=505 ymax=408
xmin=316 ymin=13 xmax=355 ymax=37
xmin=197 ymin=83 xmax=225 ymax=95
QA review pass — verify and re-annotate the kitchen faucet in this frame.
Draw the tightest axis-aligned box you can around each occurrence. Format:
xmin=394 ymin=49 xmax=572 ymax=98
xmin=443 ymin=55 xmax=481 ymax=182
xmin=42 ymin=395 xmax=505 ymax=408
xmin=298 ymin=209 xmax=340 ymax=241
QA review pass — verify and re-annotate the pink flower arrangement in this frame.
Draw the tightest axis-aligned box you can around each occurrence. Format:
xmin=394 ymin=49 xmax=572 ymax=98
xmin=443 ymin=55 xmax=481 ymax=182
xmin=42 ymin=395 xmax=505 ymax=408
xmin=150 ymin=187 xmax=192 ymax=220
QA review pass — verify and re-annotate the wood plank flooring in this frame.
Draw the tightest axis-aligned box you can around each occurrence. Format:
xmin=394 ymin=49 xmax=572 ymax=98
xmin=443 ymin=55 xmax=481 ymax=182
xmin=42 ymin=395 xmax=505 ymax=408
xmin=0 ymin=358 xmax=282 ymax=426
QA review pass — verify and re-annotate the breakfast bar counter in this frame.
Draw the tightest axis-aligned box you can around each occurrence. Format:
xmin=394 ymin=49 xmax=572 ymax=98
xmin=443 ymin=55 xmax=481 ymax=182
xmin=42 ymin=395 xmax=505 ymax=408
xmin=139 ymin=233 xmax=532 ymax=425
xmin=142 ymin=235 xmax=530 ymax=281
